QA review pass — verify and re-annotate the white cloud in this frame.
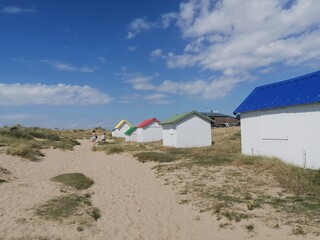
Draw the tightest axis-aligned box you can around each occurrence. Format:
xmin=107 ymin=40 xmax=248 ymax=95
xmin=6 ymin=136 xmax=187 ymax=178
xmin=168 ymin=0 xmax=320 ymax=74
xmin=150 ymin=49 xmax=166 ymax=61
xmin=1 ymin=6 xmax=36 ymax=14
xmin=129 ymin=0 xmax=320 ymax=100
xmin=143 ymin=93 xmax=171 ymax=105
xmin=127 ymin=17 xmax=157 ymax=39
xmin=128 ymin=46 xmax=138 ymax=52
xmin=119 ymin=94 xmax=141 ymax=104
xmin=122 ymin=70 xmax=253 ymax=100
xmin=40 ymin=60 xmax=98 ymax=73
xmin=260 ymin=67 xmax=274 ymax=74
xmin=52 ymin=62 xmax=77 ymax=71
xmin=0 ymin=83 xmax=113 ymax=106
xmin=79 ymin=66 xmax=98 ymax=73
xmin=125 ymin=76 xmax=155 ymax=90
xmin=98 ymin=57 xmax=108 ymax=64
xmin=155 ymin=75 xmax=253 ymax=100
xmin=0 ymin=114 xmax=35 ymax=121
xmin=127 ymin=13 xmax=177 ymax=39
xmin=161 ymin=12 xmax=178 ymax=28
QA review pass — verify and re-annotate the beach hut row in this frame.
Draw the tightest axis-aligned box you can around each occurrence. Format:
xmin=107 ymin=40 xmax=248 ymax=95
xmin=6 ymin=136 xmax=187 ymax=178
xmin=111 ymin=110 xmax=213 ymax=148
xmin=111 ymin=70 xmax=320 ymax=169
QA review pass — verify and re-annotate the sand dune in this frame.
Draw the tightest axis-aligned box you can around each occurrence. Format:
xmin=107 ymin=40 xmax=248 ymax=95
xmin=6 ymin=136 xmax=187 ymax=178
xmin=0 ymin=140 xmax=314 ymax=239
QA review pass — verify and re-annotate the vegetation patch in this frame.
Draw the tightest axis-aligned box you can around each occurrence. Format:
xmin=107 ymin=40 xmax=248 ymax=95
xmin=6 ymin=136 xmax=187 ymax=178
xmin=221 ymin=211 xmax=250 ymax=222
xmin=51 ymin=173 xmax=94 ymax=190
xmin=0 ymin=179 xmax=7 ymax=183
xmin=245 ymin=224 xmax=255 ymax=232
xmin=0 ymin=125 xmax=82 ymax=160
xmin=106 ymin=146 xmax=124 ymax=154
xmin=192 ymin=154 xmax=234 ymax=166
xmin=34 ymin=194 xmax=100 ymax=223
xmin=292 ymin=226 xmax=306 ymax=235
xmin=134 ymin=152 xmax=177 ymax=163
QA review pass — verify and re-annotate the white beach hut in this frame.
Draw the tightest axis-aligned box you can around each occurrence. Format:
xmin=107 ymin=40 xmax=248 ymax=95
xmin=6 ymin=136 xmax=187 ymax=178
xmin=111 ymin=120 xmax=133 ymax=138
xmin=124 ymin=127 xmax=137 ymax=142
xmin=234 ymin=71 xmax=320 ymax=169
xmin=160 ymin=110 xmax=213 ymax=148
xmin=136 ymin=118 xmax=162 ymax=142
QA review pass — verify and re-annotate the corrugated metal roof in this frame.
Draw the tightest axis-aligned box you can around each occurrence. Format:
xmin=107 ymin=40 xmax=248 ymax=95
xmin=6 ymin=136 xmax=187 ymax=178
xmin=124 ymin=127 xmax=136 ymax=135
xmin=234 ymin=71 xmax=320 ymax=114
xmin=160 ymin=110 xmax=213 ymax=125
xmin=137 ymin=118 xmax=160 ymax=128
xmin=115 ymin=119 xmax=133 ymax=129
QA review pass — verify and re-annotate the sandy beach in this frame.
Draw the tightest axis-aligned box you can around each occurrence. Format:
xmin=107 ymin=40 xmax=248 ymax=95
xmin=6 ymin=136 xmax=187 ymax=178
xmin=0 ymin=140 xmax=316 ymax=240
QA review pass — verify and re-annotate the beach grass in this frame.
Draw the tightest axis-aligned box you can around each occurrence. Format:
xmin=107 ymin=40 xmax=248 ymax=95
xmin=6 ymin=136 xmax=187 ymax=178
xmin=0 ymin=125 xmax=85 ymax=160
xmin=134 ymin=152 xmax=177 ymax=163
xmin=35 ymin=194 xmax=100 ymax=223
xmin=51 ymin=173 xmax=94 ymax=190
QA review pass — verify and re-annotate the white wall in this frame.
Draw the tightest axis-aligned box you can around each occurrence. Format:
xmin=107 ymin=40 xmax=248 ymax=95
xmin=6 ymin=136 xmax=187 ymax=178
xmin=125 ymin=131 xmax=137 ymax=142
xmin=162 ymin=124 xmax=177 ymax=147
xmin=176 ymin=115 xmax=212 ymax=148
xmin=117 ymin=123 xmax=131 ymax=138
xmin=136 ymin=122 xmax=162 ymax=142
xmin=112 ymin=129 xmax=119 ymax=137
xmin=241 ymin=103 xmax=320 ymax=169
xmin=162 ymin=115 xmax=212 ymax=148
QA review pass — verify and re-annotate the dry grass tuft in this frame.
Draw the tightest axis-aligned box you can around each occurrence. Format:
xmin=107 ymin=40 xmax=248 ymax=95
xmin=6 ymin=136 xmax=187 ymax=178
xmin=34 ymin=194 xmax=100 ymax=224
xmin=0 ymin=125 xmax=83 ymax=160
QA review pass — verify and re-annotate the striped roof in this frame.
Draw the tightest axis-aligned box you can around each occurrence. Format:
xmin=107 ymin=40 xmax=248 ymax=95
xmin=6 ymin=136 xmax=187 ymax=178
xmin=160 ymin=110 xmax=213 ymax=125
xmin=124 ymin=127 xmax=136 ymax=135
xmin=234 ymin=71 xmax=320 ymax=114
xmin=136 ymin=118 xmax=160 ymax=128
xmin=115 ymin=119 xmax=133 ymax=129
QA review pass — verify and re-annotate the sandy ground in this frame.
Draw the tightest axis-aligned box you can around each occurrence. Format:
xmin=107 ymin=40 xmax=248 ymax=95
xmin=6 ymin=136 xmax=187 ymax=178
xmin=0 ymin=140 xmax=315 ymax=240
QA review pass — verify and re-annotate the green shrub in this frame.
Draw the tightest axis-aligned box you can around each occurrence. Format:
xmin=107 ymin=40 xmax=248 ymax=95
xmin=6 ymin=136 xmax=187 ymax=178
xmin=51 ymin=173 xmax=94 ymax=190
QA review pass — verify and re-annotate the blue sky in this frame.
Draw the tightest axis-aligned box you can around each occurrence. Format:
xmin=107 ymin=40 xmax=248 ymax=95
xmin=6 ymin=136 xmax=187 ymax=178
xmin=1 ymin=0 xmax=320 ymax=129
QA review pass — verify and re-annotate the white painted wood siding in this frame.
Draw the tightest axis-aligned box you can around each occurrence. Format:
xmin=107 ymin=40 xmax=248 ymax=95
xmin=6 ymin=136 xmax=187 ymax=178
xmin=112 ymin=129 xmax=118 ymax=137
xmin=117 ymin=123 xmax=131 ymax=138
xmin=162 ymin=124 xmax=176 ymax=147
xmin=176 ymin=115 xmax=212 ymax=148
xmin=136 ymin=122 xmax=162 ymax=142
xmin=241 ymin=103 xmax=320 ymax=169
xmin=125 ymin=131 xmax=137 ymax=142
xmin=162 ymin=114 xmax=212 ymax=148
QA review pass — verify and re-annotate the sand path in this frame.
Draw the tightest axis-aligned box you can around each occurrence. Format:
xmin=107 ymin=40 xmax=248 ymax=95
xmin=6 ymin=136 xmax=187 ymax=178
xmin=0 ymin=140 xmax=313 ymax=240
xmin=0 ymin=140 xmax=221 ymax=240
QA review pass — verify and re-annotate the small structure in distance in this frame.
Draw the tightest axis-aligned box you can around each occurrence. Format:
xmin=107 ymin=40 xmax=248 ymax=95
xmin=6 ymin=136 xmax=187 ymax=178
xmin=160 ymin=110 xmax=213 ymax=148
xmin=201 ymin=111 xmax=240 ymax=127
xmin=124 ymin=118 xmax=162 ymax=143
xmin=111 ymin=120 xmax=133 ymax=138
xmin=136 ymin=118 xmax=162 ymax=142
